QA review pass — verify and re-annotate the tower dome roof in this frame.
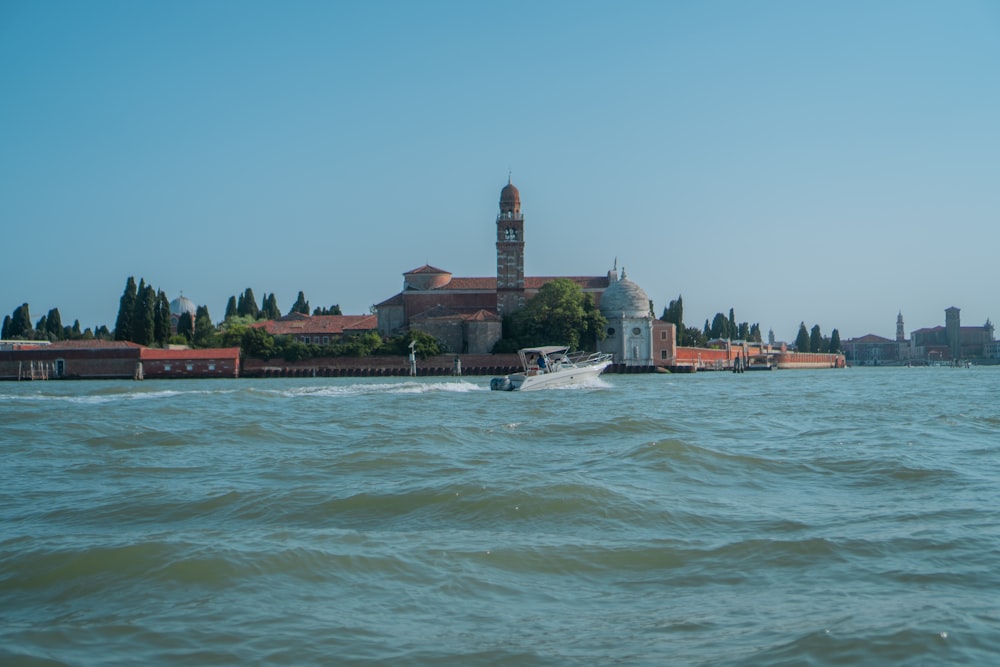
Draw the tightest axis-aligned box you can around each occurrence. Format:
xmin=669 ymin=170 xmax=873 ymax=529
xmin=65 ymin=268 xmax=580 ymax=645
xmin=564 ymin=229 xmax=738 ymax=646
xmin=169 ymin=294 xmax=196 ymax=316
xmin=499 ymin=180 xmax=520 ymax=214
xmin=599 ymin=271 xmax=650 ymax=318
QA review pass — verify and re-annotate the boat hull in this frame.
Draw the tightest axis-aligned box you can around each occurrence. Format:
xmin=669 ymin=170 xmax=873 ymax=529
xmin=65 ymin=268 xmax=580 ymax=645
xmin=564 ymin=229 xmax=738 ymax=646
xmin=502 ymin=360 xmax=611 ymax=391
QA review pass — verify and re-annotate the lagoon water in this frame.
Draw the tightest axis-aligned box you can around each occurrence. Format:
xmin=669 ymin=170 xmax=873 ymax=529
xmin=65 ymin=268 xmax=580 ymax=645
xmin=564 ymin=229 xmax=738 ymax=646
xmin=2 ymin=367 xmax=999 ymax=666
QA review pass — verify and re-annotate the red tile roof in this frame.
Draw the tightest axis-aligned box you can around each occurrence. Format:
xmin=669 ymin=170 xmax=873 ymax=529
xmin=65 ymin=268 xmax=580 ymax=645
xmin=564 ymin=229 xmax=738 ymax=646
xmin=405 ymin=264 xmax=451 ymax=275
xmin=141 ymin=347 xmax=240 ymax=360
xmin=254 ymin=314 xmax=378 ymax=336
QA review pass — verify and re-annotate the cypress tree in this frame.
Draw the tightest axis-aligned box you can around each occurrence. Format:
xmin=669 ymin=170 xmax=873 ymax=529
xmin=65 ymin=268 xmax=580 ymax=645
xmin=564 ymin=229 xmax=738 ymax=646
xmin=728 ymin=308 xmax=737 ymax=340
xmin=1 ymin=314 xmax=10 ymax=339
xmin=795 ymin=323 xmax=810 ymax=352
xmin=290 ymin=291 xmax=310 ymax=315
xmin=238 ymin=288 xmax=259 ymax=319
xmin=830 ymin=328 xmax=842 ymax=354
xmin=154 ymin=290 xmax=171 ymax=346
xmin=176 ymin=312 xmax=194 ymax=342
xmin=810 ymin=324 xmax=823 ymax=353
xmin=46 ymin=308 xmax=63 ymax=340
xmin=262 ymin=293 xmax=280 ymax=320
xmin=115 ymin=277 xmax=137 ymax=341
xmin=36 ymin=315 xmax=47 ymax=337
xmin=10 ymin=304 xmax=33 ymax=339
xmin=225 ymin=296 xmax=238 ymax=320
xmin=131 ymin=280 xmax=155 ymax=345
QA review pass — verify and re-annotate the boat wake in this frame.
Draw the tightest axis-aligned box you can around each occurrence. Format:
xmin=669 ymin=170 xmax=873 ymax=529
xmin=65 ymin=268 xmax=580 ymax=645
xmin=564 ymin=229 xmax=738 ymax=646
xmin=266 ymin=380 xmax=486 ymax=397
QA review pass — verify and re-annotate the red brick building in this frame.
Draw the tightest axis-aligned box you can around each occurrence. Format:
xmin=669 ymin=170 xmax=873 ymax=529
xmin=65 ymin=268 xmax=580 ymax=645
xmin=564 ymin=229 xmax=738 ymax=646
xmin=375 ymin=180 xmax=615 ymax=354
xmin=0 ymin=340 xmax=240 ymax=380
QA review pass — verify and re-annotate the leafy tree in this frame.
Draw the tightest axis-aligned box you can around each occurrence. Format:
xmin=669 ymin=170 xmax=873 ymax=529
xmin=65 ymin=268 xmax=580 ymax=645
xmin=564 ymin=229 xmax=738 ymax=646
xmin=114 ymin=277 xmax=137 ymax=341
xmin=36 ymin=315 xmax=47 ymax=337
xmin=738 ymin=322 xmax=750 ymax=341
xmin=95 ymin=325 xmax=111 ymax=340
xmin=499 ymin=278 xmax=606 ymax=351
xmin=660 ymin=295 xmax=684 ymax=346
xmin=176 ymin=312 xmax=194 ymax=343
xmin=795 ymin=322 xmax=810 ymax=352
xmin=703 ymin=319 xmax=711 ymax=340
xmin=829 ymin=328 xmax=842 ymax=354
xmin=810 ymin=324 xmax=823 ymax=353
xmin=261 ymin=293 xmax=280 ymax=320
xmin=154 ymin=291 xmax=171 ymax=346
xmin=387 ymin=330 xmax=443 ymax=359
xmin=749 ymin=323 xmax=762 ymax=343
xmin=313 ymin=304 xmax=343 ymax=316
xmin=238 ymin=326 xmax=275 ymax=359
xmin=289 ymin=291 xmax=310 ymax=315
xmin=1 ymin=315 xmax=9 ymax=339
xmin=683 ymin=325 xmax=707 ymax=348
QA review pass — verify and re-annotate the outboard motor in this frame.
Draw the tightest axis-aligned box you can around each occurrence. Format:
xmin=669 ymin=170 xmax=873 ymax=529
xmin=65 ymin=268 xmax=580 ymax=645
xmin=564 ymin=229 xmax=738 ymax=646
xmin=490 ymin=376 xmax=514 ymax=391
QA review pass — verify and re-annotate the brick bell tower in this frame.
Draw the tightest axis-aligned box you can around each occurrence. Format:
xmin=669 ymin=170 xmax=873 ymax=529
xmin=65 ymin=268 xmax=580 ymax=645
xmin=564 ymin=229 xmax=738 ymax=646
xmin=496 ymin=177 xmax=525 ymax=316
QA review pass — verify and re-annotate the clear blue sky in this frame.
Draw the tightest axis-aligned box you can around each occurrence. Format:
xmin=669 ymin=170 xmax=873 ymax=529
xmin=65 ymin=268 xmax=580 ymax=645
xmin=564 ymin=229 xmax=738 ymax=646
xmin=2 ymin=1 xmax=998 ymax=341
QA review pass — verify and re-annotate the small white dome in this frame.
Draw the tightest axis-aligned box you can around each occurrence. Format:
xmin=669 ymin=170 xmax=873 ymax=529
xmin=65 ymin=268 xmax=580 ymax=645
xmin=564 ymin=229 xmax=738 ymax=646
xmin=169 ymin=295 xmax=196 ymax=316
xmin=600 ymin=272 xmax=650 ymax=318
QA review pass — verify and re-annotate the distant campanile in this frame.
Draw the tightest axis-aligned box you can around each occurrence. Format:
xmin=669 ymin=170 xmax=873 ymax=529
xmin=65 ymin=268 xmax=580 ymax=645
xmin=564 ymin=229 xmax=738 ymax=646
xmin=896 ymin=312 xmax=905 ymax=342
xmin=496 ymin=178 xmax=525 ymax=316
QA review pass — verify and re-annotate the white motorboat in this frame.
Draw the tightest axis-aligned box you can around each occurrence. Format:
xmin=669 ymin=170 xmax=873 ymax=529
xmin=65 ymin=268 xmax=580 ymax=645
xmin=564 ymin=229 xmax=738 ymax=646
xmin=490 ymin=345 xmax=613 ymax=391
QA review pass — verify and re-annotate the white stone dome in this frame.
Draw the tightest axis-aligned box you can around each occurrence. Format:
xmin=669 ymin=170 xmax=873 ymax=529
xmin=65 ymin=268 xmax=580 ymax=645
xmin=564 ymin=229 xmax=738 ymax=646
xmin=169 ymin=294 xmax=196 ymax=317
xmin=600 ymin=271 xmax=650 ymax=318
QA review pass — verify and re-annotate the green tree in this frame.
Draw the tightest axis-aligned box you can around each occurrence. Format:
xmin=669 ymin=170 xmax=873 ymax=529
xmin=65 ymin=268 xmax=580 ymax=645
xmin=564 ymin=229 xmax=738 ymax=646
xmin=237 ymin=288 xmax=259 ymax=319
xmin=684 ymin=325 xmax=707 ymax=348
xmin=154 ymin=291 xmax=171 ymax=346
xmin=660 ymin=294 xmax=684 ymax=346
xmin=35 ymin=315 xmax=47 ymax=338
xmin=46 ymin=308 xmax=63 ymax=340
xmin=500 ymin=278 xmax=606 ymax=351
xmin=9 ymin=303 xmax=33 ymax=339
xmin=749 ymin=323 xmax=762 ymax=343
xmin=795 ymin=322 xmax=810 ymax=351
xmin=710 ymin=312 xmax=730 ymax=340
xmin=176 ymin=312 xmax=194 ymax=343
xmin=313 ymin=304 xmax=342 ymax=316
xmin=289 ymin=291 xmax=310 ymax=315
xmin=810 ymin=324 xmax=823 ymax=353
xmin=114 ymin=277 xmax=137 ymax=341
xmin=387 ymin=329 xmax=443 ymax=359
xmin=728 ymin=308 xmax=737 ymax=340
xmin=262 ymin=293 xmax=281 ymax=320
xmin=192 ymin=305 xmax=217 ymax=348
xmin=224 ymin=296 xmax=238 ymax=320
xmin=1 ymin=314 xmax=9 ymax=339
xmin=131 ymin=279 xmax=155 ymax=345
xmin=829 ymin=329 xmax=841 ymax=354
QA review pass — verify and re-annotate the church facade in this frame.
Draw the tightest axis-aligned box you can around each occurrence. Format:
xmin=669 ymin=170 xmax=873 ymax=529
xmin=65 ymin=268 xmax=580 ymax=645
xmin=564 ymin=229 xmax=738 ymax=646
xmin=375 ymin=180 xmax=675 ymax=363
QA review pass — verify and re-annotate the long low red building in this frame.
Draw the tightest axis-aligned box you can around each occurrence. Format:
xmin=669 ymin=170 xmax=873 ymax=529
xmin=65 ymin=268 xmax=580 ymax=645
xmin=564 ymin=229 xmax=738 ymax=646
xmin=0 ymin=340 xmax=240 ymax=380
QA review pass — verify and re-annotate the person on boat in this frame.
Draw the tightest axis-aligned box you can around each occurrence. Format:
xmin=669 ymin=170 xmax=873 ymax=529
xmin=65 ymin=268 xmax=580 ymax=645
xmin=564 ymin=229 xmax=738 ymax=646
xmin=537 ymin=355 xmax=547 ymax=373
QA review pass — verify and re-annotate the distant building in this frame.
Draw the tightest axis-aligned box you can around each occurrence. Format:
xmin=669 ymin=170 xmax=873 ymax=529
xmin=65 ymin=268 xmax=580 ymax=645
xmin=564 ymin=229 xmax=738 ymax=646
xmin=169 ymin=294 xmax=197 ymax=334
xmin=841 ymin=312 xmax=911 ymax=365
xmin=911 ymin=306 xmax=994 ymax=362
xmin=843 ymin=308 xmax=996 ymax=365
xmin=374 ymin=180 xmax=672 ymax=360
xmin=252 ymin=313 xmax=378 ymax=345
